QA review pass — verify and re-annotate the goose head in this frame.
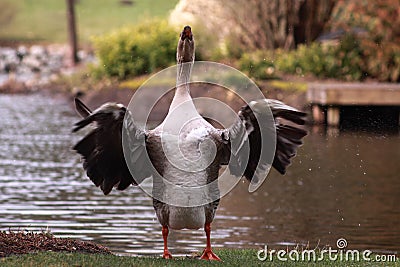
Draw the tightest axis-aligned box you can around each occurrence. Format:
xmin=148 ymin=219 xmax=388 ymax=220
xmin=177 ymin=25 xmax=195 ymax=64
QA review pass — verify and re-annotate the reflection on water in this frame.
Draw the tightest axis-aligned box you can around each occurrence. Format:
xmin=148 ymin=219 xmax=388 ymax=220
xmin=0 ymin=94 xmax=399 ymax=256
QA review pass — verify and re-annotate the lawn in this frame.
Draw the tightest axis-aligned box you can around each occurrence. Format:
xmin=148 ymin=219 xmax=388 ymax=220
xmin=1 ymin=250 xmax=398 ymax=267
xmin=0 ymin=0 xmax=179 ymax=44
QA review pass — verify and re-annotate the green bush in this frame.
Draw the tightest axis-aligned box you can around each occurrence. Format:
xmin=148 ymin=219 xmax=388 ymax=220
xmin=334 ymin=34 xmax=365 ymax=81
xmin=275 ymin=35 xmax=365 ymax=81
xmin=237 ymin=50 xmax=277 ymax=80
xmin=92 ymin=20 xmax=177 ymax=79
xmin=329 ymin=0 xmax=400 ymax=82
xmin=237 ymin=35 xmax=369 ymax=82
xmin=237 ymin=0 xmax=400 ymax=82
xmin=360 ymin=37 xmax=400 ymax=82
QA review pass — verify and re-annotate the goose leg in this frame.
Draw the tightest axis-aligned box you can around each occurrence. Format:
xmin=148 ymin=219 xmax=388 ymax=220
xmin=200 ymin=223 xmax=221 ymax=261
xmin=162 ymin=225 xmax=173 ymax=259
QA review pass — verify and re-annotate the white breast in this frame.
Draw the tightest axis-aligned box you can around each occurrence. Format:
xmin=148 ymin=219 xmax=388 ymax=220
xmin=158 ymin=120 xmax=216 ymax=229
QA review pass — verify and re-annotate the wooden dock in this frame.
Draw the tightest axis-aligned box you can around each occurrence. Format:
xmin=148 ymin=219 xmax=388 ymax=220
xmin=307 ymin=82 xmax=400 ymax=126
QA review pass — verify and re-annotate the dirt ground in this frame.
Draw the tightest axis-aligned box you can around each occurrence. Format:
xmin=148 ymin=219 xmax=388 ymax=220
xmin=0 ymin=231 xmax=111 ymax=257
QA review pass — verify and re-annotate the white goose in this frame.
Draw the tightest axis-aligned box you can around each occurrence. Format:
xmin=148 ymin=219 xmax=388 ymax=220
xmin=73 ymin=26 xmax=307 ymax=261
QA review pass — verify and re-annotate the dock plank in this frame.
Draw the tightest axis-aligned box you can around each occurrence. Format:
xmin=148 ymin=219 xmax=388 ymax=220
xmin=307 ymin=82 xmax=400 ymax=105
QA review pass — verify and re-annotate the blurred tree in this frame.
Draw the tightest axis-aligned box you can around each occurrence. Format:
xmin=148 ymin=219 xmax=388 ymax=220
xmin=169 ymin=0 xmax=336 ymax=53
xmin=329 ymin=0 xmax=400 ymax=81
xmin=0 ymin=1 xmax=17 ymax=27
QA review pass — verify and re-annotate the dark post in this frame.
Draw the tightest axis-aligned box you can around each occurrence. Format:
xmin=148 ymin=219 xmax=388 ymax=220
xmin=66 ymin=0 xmax=78 ymax=65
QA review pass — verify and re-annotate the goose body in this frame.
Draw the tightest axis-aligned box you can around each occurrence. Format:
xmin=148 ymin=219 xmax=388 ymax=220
xmin=72 ymin=26 xmax=307 ymax=260
xmin=148 ymin=119 xmax=221 ymax=230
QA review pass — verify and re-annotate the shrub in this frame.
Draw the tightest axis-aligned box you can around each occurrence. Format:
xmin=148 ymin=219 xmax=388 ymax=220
xmin=275 ymin=37 xmax=365 ymax=81
xmin=92 ymin=20 xmax=177 ymax=79
xmin=334 ymin=34 xmax=365 ymax=80
xmin=328 ymin=0 xmax=400 ymax=82
xmin=238 ymin=36 xmax=368 ymax=82
xmin=237 ymin=50 xmax=277 ymax=80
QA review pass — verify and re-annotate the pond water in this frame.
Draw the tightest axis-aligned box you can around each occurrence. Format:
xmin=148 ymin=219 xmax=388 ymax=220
xmin=0 ymin=94 xmax=399 ymax=256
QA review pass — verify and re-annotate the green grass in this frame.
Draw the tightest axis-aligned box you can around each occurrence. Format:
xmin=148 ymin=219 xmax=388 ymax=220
xmin=268 ymin=80 xmax=308 ymax=92
xmin=0 ymin=0 xmax=179 ymax=44
xmin=1 ymin=250 xmax=398 ymax=267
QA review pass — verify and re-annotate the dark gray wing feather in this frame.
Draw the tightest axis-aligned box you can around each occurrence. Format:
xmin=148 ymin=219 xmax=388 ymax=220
xmin=72 ymin=99 xmax=149 ymax=195
xmin=74 ymin=98 xmax=92 ymax=118
xmin=223 ymin=99 xmax=307 ymax=182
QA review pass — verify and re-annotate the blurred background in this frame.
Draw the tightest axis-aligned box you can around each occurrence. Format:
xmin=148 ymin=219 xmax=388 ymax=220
xmin=0 ymin=0 xmax=399 ymax=257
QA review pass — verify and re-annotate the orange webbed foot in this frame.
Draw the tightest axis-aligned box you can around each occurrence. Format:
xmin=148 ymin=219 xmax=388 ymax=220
xmin=200 ymin=248 xmax=221 ymax=261
xmin=163 ymin=250 xmax=173 ymax=259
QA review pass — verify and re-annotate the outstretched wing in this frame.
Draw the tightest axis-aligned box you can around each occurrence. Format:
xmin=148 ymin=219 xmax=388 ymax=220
xmin=223 ymin=99 xmax=307 ymax=183
xmin=266 ymin=100 xmax=308 ymax=174
xmin=72 ymin=99 xmax=149 ymax=195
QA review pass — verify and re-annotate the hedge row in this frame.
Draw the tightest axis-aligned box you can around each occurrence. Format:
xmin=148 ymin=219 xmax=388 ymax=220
xmin=238 ymin=34 xmax=399 ymax=82
xmin=92 ymin=20 xmax=177 ymax=79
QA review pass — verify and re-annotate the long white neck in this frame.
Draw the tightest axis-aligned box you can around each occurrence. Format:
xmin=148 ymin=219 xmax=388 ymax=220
xmin=168 ymin=62 xmax=197 ymax=113
xmin=160 ymin=61 xmax=200 ymax=133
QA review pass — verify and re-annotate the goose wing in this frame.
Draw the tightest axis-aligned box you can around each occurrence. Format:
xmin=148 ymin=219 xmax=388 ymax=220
xmin=222 ymin=99 xmax=307 ymax=183
xmin=72 ymin=98 xmax=150 ymax=195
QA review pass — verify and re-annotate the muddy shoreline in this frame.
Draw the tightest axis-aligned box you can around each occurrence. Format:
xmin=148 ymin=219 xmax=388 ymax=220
xmin=0 ymin=231 xmax=111 ymax=258
xmin=0 ymin=78 xmax=309 ymax=124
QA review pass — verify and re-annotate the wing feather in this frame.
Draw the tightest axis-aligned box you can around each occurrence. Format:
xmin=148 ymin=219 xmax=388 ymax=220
xmin=74 ymin=98 xmax=92 ymax=118
xmin=72 ymin=99 xmax=149 ymax=195
xmin=224 ymin=99 xmax=307 ymax=182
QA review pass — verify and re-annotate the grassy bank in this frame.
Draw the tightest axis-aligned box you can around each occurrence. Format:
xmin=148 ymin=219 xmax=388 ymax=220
xmin=1 ymin=249 xmax=398 ymax=267
xmin=0 ymin=0 xmax=178 ymax=44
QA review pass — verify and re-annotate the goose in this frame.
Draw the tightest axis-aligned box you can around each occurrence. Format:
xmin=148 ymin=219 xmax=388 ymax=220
xmin=72 ymin=25 xmax=307 ymax=261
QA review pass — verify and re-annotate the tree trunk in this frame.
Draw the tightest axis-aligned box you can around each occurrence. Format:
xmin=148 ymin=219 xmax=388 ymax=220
xmin=66 ymin=0 xmax=78 ymax=65
xmin=294 ymin=0 xmax=336 ymax=45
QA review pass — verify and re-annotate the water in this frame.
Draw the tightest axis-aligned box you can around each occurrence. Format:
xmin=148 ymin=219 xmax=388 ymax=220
xmin=0 ymin=94 xmax=399 ymax=256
